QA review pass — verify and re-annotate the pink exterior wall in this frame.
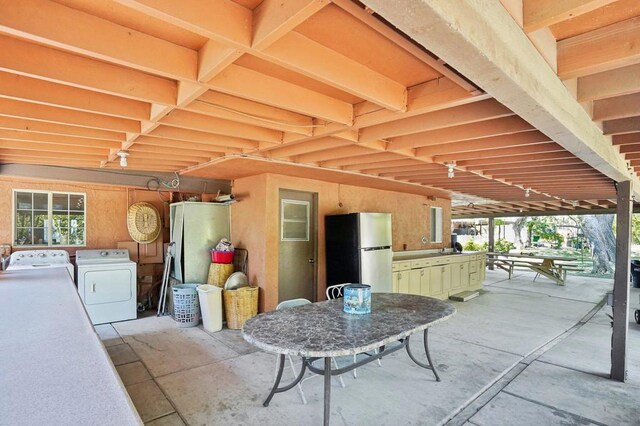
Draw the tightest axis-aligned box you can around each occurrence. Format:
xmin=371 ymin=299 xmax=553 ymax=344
xmin=231 ymin=173 xmax=451 ymax=311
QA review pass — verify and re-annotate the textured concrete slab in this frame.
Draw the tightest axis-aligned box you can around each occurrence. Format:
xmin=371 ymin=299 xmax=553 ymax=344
xmin=505 ymin=361 xmax=640 ymax=426
xmin=94 ymin=324 xmax=124 ymax=347
xmin=157 ymin=335 xmax=520 ymax=425
xmin=145 ymin=413 xmax=185 ymax=426
xmin=113 ymin=316 xmax=239 ymax=377
xmin=202 ymin=327 xmax=259 ymax=355
xmin=107 ymin=343 xmax=140 ymax=366
xmin=117 ymin=361 xmax=152 ymax=386
xmin=470 ymin=392 xmax=600 ymax=426
xmin=539 ymin=321 xmax=640 ymax=384
xmin=489 ymin=272 xmax=611 ymax=303
xmin=126 ymin=380 xmax=175 ymax=423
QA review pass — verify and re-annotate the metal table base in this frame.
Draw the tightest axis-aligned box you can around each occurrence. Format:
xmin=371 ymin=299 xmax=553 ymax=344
xmin=263 ymin=328 xmax=440 ymax=425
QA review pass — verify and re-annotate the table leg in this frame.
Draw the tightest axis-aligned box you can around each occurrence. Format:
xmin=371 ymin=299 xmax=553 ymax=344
xmin=324 ymin=356 xmax=331 ymax=426
xmin=423 ymin=329 xmax=441 ymax=382
xmin=264 ymin=354 xmax=285 ymax=407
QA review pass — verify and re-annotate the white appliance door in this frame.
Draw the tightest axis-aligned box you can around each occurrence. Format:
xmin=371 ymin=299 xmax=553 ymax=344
xmin=83 ymin=269 xmax=133 ymax=305
xmin=360 ymin=248 xmax=393 ymax=293
xmin=358 ymin=213 xmax=392 ymax=248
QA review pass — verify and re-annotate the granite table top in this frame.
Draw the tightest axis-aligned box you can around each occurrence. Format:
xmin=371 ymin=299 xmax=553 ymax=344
xmin=242 ymin=293 xmax=456 ymax=358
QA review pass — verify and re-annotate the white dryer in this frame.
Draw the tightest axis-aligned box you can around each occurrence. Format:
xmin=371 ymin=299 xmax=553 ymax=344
xmin=7 ymin=250 xmax=74 ymax=278
xmin=76 ymin=249 xmax=137 ymax=325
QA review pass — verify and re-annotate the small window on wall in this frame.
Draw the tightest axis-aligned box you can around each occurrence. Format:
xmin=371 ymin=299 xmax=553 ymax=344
xmin=14 ymin=190 xmax=86 ymax=247
xmin=430 ymin=207 xmax=443 ymax=243
xmin=281 ymin=199 xmax=309 ymax=241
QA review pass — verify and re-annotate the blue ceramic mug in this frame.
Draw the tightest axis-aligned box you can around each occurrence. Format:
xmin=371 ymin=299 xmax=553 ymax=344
xmin=343 ymin=284 xmax=372 ymax=314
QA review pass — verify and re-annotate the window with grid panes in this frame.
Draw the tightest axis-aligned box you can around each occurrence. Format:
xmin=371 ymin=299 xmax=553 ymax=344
xmin=13 ymin=190 xmax=86 ymax=247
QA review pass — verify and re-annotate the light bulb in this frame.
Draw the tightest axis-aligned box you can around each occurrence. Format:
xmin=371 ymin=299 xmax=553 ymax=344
xmin=525 ymin=188 xmax=530 ymax=198
xmin=117 ymin=151 xmax=129 ymax=167
xmin=447 ymin=164 xmax=455 ymax=179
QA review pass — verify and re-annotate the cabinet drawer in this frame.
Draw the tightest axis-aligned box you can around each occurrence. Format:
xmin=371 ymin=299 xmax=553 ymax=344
xmin=411 ymin=259 xmax=429 ymax=269
xmin=392 ymin=261 xmax=411 ymax=272
xmin=469 ymin=261 xmax=478 ymax=273
xmin=432 ymin=257 xmax=453 ymax=266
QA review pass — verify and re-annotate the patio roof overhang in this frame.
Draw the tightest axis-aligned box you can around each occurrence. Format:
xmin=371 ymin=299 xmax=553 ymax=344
xmin=0 ymin=0 xmax=637 ymax=208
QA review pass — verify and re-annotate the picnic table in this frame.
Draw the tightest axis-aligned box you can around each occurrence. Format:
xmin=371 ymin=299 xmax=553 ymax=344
xmin=487 ymin=252 xmax=580 ymax=286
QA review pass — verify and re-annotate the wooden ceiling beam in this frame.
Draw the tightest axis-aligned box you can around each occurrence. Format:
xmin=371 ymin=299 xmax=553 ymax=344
xmin=321 ymin=152 xmax=407 ymax=168
xmin=389 ymin=116 xmax=534 ymax=151
xmin=0 ymin=71 xmax=150 ymax=121
xmin=266 ymin=137 xmax=353 ymax=159
xmin=482 ymin=164 xmax=594 ymax=175
xmin=434 ymin=142 xmax=563 ymax=162
xmin=359 ymin=98 xmax=513 ymax=142
xmin=261 ymin=31 xmax=407 ymax=111
xmin=577 ymin=63 xmax=640 ymax=102
xmin=149 ymin=126 xmax=258 ymax=150
xmin=160 ymin=109 xmax=282 ymax=144
xmin=207 ymin=64 xmax=353 ymax=125
xmin=128 ymin=142 xmax=224 ymax=159
xmin=0 ymin=0 xmax=198 ymax=81
xmin=0 ymin=116 xmax=124 ymax=141
xmin=187 ymin=91 xmax=314 ymax=136
xmin=0 ymin=35 xmax=176 ymax=105
xmin=0 ymin=140 xmax=109 ymax=156
xmin=0 ymin=157 xmax=100 ymax=168
xmin=613 ymin=133 xmax=640 ymax=145
xmin=592 ymin=93 xmax=640 ymax=121
xmin=557 ymin=16 xmax=640 ymax=79
xmin=0 ymin=129 xmax=120 ymax=150
xmin=134 ymin=135 xmax=242 ymax=155
xmin=0 ymin=149 xmax=105 ymax=162
xmin=619 ymin=143 xmax=640 ymax=154
xmin=478 ymin=158 xmax=584 ymax=171
xmin=603 ymin=117 xmax=640 ymax=135
xmin=343 ymin=158 xmax=423 ymax=171
xmin=415 ymin=130 xmax=550 ymax=157
xmin=523 ymin=0 xmax=617 ymax=33
xmin=0 ymin=97 xmax=139 ymax=133
xmin=294 ymin=145 xmax=378 ymax=163
xmin=458 ymin=152 xmax=576 ymax=167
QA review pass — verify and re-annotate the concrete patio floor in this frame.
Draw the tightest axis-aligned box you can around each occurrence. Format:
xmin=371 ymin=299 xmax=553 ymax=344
xmin=96 ymin=270 xmax=640 ymax=425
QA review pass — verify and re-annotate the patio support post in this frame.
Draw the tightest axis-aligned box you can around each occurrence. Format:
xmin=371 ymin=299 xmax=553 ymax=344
xmin=612 ymin=180 xmax=632 ymax=382
xmin=488 ymin=217 xmax=495 ymax=270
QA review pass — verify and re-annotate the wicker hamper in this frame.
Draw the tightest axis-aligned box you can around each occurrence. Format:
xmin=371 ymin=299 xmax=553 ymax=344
xmin=223 ymin=286 xmax=258 ymax=329
xmin=207 ymin=263 xmax=234 ymax=287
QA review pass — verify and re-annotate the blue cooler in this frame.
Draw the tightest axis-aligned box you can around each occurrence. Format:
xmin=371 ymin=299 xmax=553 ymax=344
xmin=343 ymin=284 xmax=372 ymax=314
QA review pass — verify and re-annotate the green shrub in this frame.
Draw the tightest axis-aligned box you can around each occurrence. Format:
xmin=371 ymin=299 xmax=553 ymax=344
xmin=495 ymin=238 xmax=515 ymax=253
xmin=464 ymin=239 xmax=481 ymax=251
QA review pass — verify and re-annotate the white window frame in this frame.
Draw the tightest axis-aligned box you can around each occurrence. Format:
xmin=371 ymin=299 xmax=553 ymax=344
xmin=430 ymin=207 xmax=443 ymax=243
xmin=280 ymin=199 xmax=310 ymax=241
xmin=12 ymin=189 xmax=87 ymax=248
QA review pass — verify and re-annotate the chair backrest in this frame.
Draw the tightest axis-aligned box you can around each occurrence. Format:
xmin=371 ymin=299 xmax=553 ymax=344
xmin=325 ymin=284 xmax=348 ymax=300
xmin=276 ymin=298 xmax=312 ymax=310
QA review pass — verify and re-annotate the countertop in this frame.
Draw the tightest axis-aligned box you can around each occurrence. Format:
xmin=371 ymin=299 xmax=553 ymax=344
xmin=392 ymin=251 xmax=485 ymax=262
xmin=0 ymin=268 xmax=142 ymax=425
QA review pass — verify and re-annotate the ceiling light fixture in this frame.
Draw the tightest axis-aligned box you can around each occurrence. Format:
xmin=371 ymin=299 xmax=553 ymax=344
xmin=117 ymin=151 xmax=129 ymax=168
xmin=447 ymin=162 xmax=456 ymax=179
xmin=525 ymin=188 xmax=530 ymax=198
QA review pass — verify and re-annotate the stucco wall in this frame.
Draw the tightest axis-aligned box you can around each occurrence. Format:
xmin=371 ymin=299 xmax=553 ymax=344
xmin=231 ymin=173 xmax=452 ymax=311
xmin=0 ymin=176 xmax=165 ymax=257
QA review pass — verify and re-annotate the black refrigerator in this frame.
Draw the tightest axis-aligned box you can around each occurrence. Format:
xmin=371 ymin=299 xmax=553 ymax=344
xmin=325 ymin=212 xmax=393 ymax=293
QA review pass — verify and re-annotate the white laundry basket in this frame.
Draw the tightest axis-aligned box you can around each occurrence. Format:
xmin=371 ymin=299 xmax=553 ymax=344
xmin=197 ymin=285 xmax=223 ymax=332
xmin=172 ymin=284 xmax=200 ymax=328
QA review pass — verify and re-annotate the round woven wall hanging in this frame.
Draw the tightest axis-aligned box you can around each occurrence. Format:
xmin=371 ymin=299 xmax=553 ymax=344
xmin=127 ymin=202 xmax=161 ymax=244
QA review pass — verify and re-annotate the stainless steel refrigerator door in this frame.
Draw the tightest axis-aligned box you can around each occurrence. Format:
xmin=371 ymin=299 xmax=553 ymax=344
xmin=360 ymin=248 xmax=393 ymax=293
xmin=358 ymin=213 xmax=392 ymax=248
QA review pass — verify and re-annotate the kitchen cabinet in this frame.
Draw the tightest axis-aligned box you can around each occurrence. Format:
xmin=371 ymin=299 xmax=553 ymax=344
xmin=392 ymin=270 xmax=410 ymax=294
xmin=392 ymin=252 xmax=486 ymax=299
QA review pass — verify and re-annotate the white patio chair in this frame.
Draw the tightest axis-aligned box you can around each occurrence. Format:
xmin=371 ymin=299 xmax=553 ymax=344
xmin=274 ymin=298 xmax=345 ymax=405
xmin=325 ymin=284 xmax=382 ymax=379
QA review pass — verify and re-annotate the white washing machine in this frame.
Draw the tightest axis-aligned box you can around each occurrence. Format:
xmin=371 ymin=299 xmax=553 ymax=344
xmin=76 ymin=249 xmax=137 ymax=325
xmin=7 ymin=250 xmax=74 ymax=278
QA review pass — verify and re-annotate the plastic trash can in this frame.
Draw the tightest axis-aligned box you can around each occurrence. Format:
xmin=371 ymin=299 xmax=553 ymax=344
xmin=172 ymin=284 xmax=200 ymax=328
xmin=197 ymin=285 xmax=223 ymax=332
xmin=631 ymin=261 xmax=640 ymax=288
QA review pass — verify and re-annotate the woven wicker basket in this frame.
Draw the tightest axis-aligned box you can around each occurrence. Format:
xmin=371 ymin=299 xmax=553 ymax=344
xmin=127 ymin=202 xmax=161 ymax=244
xmin=207 ymin=263 xmax=234 ymax=287
xmin=223 ymin=286 xmax=258 ymax=329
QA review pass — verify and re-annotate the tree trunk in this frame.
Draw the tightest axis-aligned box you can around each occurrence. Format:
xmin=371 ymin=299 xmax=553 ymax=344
xmin=513 ymin=217 xmax=527 ymax=248
xmin=581 ymin=214 xmax=616 ymax=274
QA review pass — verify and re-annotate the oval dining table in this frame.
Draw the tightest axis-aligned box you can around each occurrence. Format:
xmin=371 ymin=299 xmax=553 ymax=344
xmin=242 ymin=293 xmax=456 ymax=425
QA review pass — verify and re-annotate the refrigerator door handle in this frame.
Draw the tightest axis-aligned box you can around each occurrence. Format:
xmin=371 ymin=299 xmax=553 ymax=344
xmin=363 ymin=246 xmax=391 ymax=251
